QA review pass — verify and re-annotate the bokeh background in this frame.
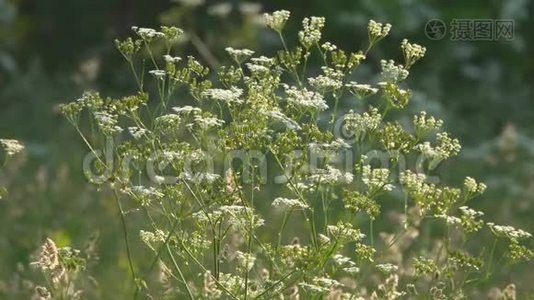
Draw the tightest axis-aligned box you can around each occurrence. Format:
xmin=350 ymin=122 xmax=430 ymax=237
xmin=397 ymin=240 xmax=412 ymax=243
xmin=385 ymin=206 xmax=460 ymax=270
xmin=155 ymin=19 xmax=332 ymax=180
xmin=1 ymin=0 xmax=533 ymax=298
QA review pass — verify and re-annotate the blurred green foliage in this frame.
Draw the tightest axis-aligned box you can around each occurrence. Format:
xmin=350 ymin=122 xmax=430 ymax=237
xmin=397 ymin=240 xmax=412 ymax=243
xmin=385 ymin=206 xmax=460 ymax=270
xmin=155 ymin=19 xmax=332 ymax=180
xmin=1 ymin=0 xmax=533 ymax=298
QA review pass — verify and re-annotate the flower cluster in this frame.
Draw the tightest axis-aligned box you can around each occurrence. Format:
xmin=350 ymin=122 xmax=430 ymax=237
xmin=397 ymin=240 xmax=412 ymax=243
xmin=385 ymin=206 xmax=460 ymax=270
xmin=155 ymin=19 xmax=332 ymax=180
xmin=308 ymin=165 xmax=354 ymax=185
xmin=343 ymin=190 xmax=380 ymax=219
xmin=284 ymin=84 xmax=328 ymax=111
xmin=401 ymin=38 xmax=426 ymax=69
xmin=380 ymin=59 xmax=409 ymax=83
xmin=463 ymin=176 xmax=487 ymax=195
xmin=361 ymin=165 xmax=394 ymax=192
xmin=368 ymin=20 xmax=392 ymax=43
xmin=308 ymin=67 xmax=343 ymax=91
xmin=0 ymin=139 xmax=24 ymax=156
xmin=202 ymin=87 xmax=244 ymax=104
xmin=225 ymin=47 xmax=255 ymax=64
xmin=346 ymin=82 xmax=379 ymax=99
xmin=487 ymin=223 xmax=532 ymax=240
xmin=56 ymin=11 xmax=532 ymax=299
xmin=272 ymin=197 xmax=309 ymax=209
xmin=459 ymin=206 xmax=485 ymax=233
xmin=343 ymin=107 xmax=382 ymax=141
xmin=263 ymin=10 xmax=290 ymax=32
xmin=298 ymin=16 xmax=326 ymax=49
xmin=413 ymin=111 xmax=443 ymax=138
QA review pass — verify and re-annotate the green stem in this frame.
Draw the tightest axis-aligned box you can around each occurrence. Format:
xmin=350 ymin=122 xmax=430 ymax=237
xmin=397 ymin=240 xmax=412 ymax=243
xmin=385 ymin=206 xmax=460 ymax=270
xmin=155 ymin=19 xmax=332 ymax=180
xmin=166 ymin=244 xmax=194 ymax=299
xmin=112 ymin=190 xmax=137 ymax=292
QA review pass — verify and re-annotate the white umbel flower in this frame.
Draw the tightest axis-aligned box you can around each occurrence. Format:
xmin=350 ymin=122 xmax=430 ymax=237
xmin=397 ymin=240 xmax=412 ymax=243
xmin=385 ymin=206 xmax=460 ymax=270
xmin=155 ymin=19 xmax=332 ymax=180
xmin=299 ymin=16 xmax=326 ymax=49
xmin=132 ymin=27 xmax=165 ymax=40
xmin=435 ymin=214 xmax=462 ymax=226
xmin=261 ymin=109 xmax=301 ymax=130
xmin=464 ymin=177 xmax=487 ymax=194
xmin=362 ymin=165 xmax=394 ymax=192
xmin=149 ymin=69 xmax=166 ymax=80
xmin=284 ymin=85 xmax=328 ymax=111
xmin=272 ymin=197 xmax=309 ymax=209
xmin=263 ymin=10 xmax=290 ymax=32
xmin=128 ymin=126 xmax=149 ymax=139
xmin=235 ymin=251 xmax=256 ymax=272
xmin=459 ymin=206 xmax=484 ymax=217
xmin=487 ymin=223 xmax=532 ymax=240
xmin=164 ymin=55 xmax=182 ymax=64
xmin=376 ymin=263 xmax=399 ymax=274
xmin=380 ymin=59 xmax=409 ymax=83
xmin=94 ymin=111 xmax=122 ymax=135
xmin=413 ymin=111 xmax=443 ymax=136
xmin=0 ymin=139 xmax=24 ymax=156
xmin=309 ymin=165 xmax=353 ymax=185
xmin=346 ymin=82 xmax=379 ymax=98
xmin=172 ymin=105 xmax=202 ymax=115
xmin=202 ymin=87 xmax=243 ymax=104
xmin=368 ymin=20 xmax=391 ymax=41
xmin=225 ymin=47 xmax=254 ymax=63
xmin=401 ymin=39 xmax=426 ymax=68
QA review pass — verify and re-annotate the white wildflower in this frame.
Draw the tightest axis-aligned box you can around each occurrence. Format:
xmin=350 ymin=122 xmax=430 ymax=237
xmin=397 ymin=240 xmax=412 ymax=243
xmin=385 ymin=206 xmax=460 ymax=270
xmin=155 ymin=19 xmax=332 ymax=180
xmin=246 ymin=63 xmax=270 ymax=74
xmin=172 ymin=105 xmax=202 ymax=115
xmin=272 ymin=197 xmax=309 ymax=209
xmin=380 ymin=59 xmax=409 ymax=83
xmin=464 ymin=177 xmax=486 ymax=194
xmin=0 ymin=139 xmax=25 ymax=156
xmin=459 ymin=206 xmax=484 ymax=217
xmin=250 ymin=56 xmax=275 ymax=66
xmin=284 ymin=85 xmax=328 ymax=111
xmin=342 ymin=108 xmax=382 ymax=141
xmin=333 ymin=254 xmax=360 ymax=274
xmin=362 ymin=165 xmax=394 ymax=192
xmin=327 ymin=222 xmax=365 ymax=241
xmin=435 ymin=214 xmax=462 ymax=226
xmin=308 ymin=138 xmax=351 ymax=154
xmin=181 ymin=172 xmax=221 ymax=184
xmin=164 ymin=55 xmax=182 ymax=64
xmin=202 ymin=87 xmax=243 ymax=104
xmin=263 ymin=10 xmax=290 ymax=32
xmin=132 ymin=27 xmax=165 ymax=40
xmin=308 ymin=75 xmax=342 ymax=90
xmin=93 ymin=111 xmax=122 ymax=135
xmin=346 ymin=82 xmax=379 ymax=98
xmin=261 ymin=109 xmax=301 ymax=130
xmin=149 ymin=69 xmax=166 ymax=80
xmin=128 ymin=127 xmax=148 ymax=139
xmin=189 ymin=114 xmax=225 ymax=130
xmin=128 ymin=186 xmax=164 ymax=206
xmin=155 ymin=113 xmax=182 ymax=131
xmin=299 ymin=16 xmax=326 ymax=49
xmin=368 ymin=20 xmax=391 ymax=41
xmin=309 ymin=165 xmax=353 ymax=185
xmin=401 ymin=39 xmax=426 ymax=68
xmin=140 ymin=229 xmax=167 ymax=246
xmin=435 ymin=132 xmax=461 ymax=159
xmin=487 ymin=223 xmax=532 ymax=240
xmin=225 ymin=47 xmax=254 ymax=63
xmin=376 ymin=263 xmax=398 ymax=273
xmin=413 ymin=111 xmax=443 ymax=136
xmin=235 ymin=251 xmax=256 ymax=271
xmin=321 ymin=42 xmax=337 ymax=52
